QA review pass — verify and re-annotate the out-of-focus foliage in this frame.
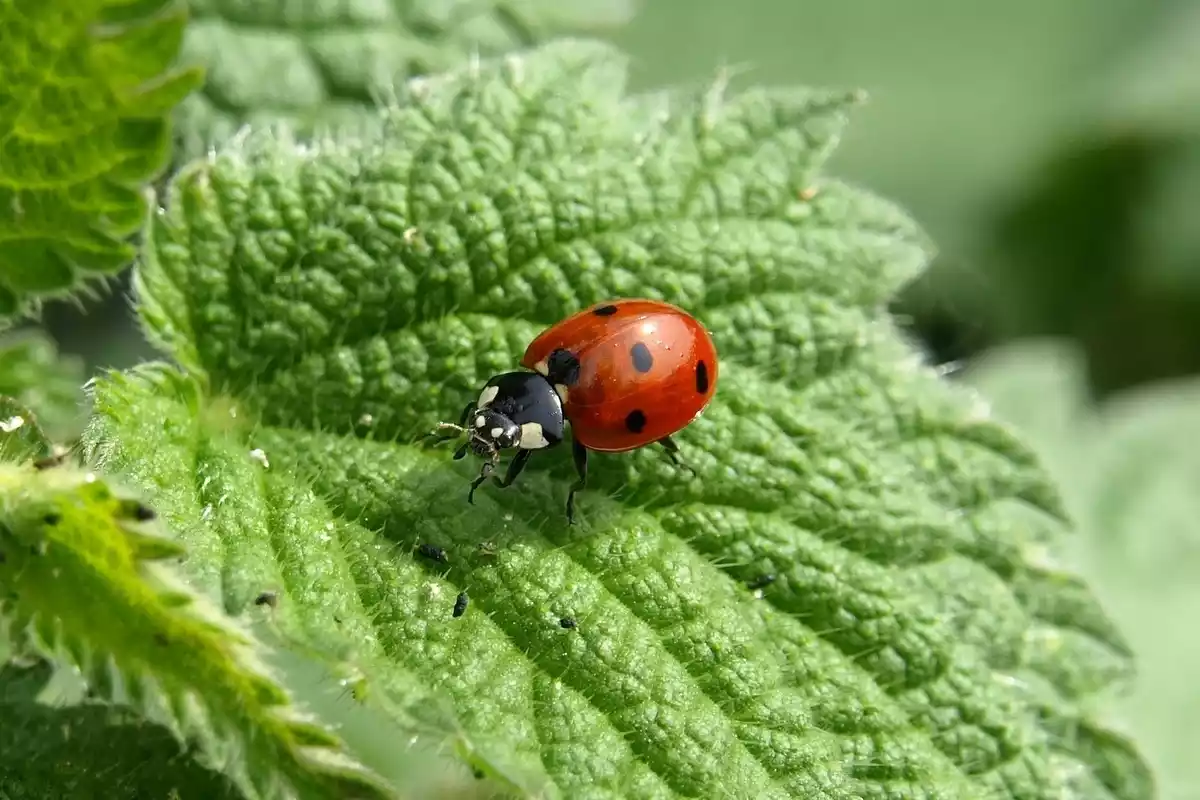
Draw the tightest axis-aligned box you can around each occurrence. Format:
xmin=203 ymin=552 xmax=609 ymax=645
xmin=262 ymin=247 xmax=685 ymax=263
xmin=967 ymin=340 xmax=1200 ymax=800
xmin=0 ymin=331 xmax=86 ymax=441
xmin=981 ymin=3 xmax=1200 ymax=394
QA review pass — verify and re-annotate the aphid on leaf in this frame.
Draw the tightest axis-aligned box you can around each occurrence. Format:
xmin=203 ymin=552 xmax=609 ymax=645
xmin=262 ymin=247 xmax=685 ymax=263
xmin=428 ymin=299 xmax=718 ymax=522
xmin=453 ymin=591 xmax=468 ymax=618
xmin=417 ymin=543 xmax=447 ymax=563
xmin=559 ymin=617 xmax=577 ymax=630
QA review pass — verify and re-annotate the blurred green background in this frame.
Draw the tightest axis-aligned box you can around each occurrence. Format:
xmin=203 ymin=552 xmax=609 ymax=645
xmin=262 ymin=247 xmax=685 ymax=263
xmin=43 ymin=0 xmax=1200 ymax=398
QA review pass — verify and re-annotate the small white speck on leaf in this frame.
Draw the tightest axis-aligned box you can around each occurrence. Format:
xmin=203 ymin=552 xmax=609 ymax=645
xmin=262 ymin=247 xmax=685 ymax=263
xmin=403 ymin=227 xmax=420 ymax=244
xmin=358 ymin=413 xmax=374 ymax=427
xmin=201 ymin=504 xmax=214 ymax=521
xmin=799 ymin=186 xmax=818 ymax=201
xmin=229 ymin=406 xmax=238 ymax=418
xmin=428 ymin=583 xmax=443 ymax=599
xmin=249 ymin=448 xmax=270 ymax=468
xmin=0 ymin=415 xmax=25 ymax=432
xmin=84 ymin=472 xmax=97 ymax=484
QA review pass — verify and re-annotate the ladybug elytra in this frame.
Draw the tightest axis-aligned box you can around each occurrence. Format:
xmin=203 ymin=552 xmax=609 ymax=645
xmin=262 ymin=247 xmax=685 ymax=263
xmin=430 ymin=299 xmax=719 ymax=522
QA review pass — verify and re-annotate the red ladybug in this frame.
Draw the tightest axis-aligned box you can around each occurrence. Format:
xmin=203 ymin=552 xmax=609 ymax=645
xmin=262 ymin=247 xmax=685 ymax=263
xmin=431 ymin=299 xmax=718 ymax=522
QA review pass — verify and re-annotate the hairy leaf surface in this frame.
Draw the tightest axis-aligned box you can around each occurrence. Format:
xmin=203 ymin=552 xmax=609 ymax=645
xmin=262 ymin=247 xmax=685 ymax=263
xmin=0 ymin=0 xmax=203 ymax=322
xmin=87 ymin=41 xmax=1150 ymax=799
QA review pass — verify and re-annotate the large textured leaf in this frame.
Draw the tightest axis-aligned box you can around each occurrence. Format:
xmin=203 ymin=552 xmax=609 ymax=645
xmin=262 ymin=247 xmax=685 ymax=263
xmin=969 ymin=341 xmax=1200 ymax=800
xmin=0 ymin=0 xmax=203 ymax=323
xmin=85 ymin=41 xmax=1151 ymax=798
xmin=176 ymin=0 xmax=635 ymax=159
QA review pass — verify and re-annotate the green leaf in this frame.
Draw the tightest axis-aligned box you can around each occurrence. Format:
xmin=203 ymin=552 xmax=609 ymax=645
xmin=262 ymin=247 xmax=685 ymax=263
xmin=0 ymin=461 xmax=393 ymax=799
xmin=0 ymin=330 xmax=87 ymax=441
xmin=175 ymin=0 xmax=636 ymax=160
xmin=0 ymin=0 xmax=204 ymax=324
xmin=89 ymin=41 xmax=1151 ymax=798
xmin=0 ymin=658 xmax=244 ymax=799
xmin=968 ymin=341 xmax=1200 ymax=800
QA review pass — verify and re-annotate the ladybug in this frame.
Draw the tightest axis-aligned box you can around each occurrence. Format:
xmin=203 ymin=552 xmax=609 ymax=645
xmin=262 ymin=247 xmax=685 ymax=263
xmin=430 ymin=299 xmax=718 ymax=522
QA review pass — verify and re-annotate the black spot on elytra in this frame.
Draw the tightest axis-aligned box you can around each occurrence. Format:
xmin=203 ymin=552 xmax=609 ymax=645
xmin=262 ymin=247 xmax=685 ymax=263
xmin=592 ymin=304 xmax=618 ymax=316
xmin=630 ymin=342 xmax=653 ymax=373
xmin=547 ymin=348 xmax=581 ymax=384
xmin=625 ymin=409 xmax=647 ymax=433
xmin=695 ymin=360 xmax=710 ymax=394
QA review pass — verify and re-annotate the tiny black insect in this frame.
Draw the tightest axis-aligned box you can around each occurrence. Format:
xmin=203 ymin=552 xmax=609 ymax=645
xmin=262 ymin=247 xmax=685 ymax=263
xmin=746 ymin=574 xmax=776 ymax=591
xmin=453 ymin=592 xmax=469 ymax=618
xmin=42 ymin=513 xmax=61 ymax=526
xmin=132 ymin=503 xmax=156 ymax=521
xmin=417 ymin=543 xmax=447 ymax=563
xmin=254 ymin=591 xmax=278 ymax=608
xmin=559 ymin=617 xmax=577 ymax=629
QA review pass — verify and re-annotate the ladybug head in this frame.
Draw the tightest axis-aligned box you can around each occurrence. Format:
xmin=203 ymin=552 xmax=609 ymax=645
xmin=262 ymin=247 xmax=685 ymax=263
xmin=465 ymin=407 xmax=521 ymax=457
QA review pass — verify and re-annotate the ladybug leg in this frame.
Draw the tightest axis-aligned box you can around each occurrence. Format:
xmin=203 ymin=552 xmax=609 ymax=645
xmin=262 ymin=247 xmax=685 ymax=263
xmin=468 ymin=454 xmax=499 ymax=504
xmin=565 ymin=437 xmax=589 ymax=524
xmin=657 ymin=436 xmax=698 ymax=478
xmin=493 ymin=449 xmax=532 ymax=489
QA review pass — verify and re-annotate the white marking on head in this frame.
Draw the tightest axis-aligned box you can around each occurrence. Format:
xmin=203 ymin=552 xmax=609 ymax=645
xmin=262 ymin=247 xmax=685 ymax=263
xmin=475 ymin=415 xmax=487 ymax=428
xmin=490 ymin=427 xmax=504 ymax=438
xmin=519 ymin=422 xmax=551 ymax=449
xmin=477 ymin=385 xmax=499 ymax=408
xmin=554 ymin=384 xmax=569 ymax=403
xmin=533 ymin=359 xmax=549 ymax=376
